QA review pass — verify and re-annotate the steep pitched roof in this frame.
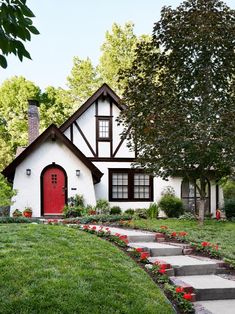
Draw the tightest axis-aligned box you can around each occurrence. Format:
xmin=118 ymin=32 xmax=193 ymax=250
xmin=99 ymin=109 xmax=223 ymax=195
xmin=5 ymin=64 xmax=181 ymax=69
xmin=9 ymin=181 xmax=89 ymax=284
xmin=60 ymin=83 xmax=126 ymax=132
xmin=2 ymin=124 xmax=103 ymax=183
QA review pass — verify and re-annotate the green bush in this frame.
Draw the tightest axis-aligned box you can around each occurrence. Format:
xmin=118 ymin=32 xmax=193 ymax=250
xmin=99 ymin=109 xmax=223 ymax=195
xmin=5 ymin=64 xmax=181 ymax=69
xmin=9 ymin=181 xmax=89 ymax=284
xmin=147 ymin=203 xmax=159 ymax=219
xmin=134 ymin=208 xmax=148 ymax=219
xmin=124 ymin=209 xmax=135 ymax=216
xmin=159 ymin=194 xmax=184 ymax=218
xmin=0 ymin=174 xmax=16 ymax=216
xmin=110 ymin=206 xmax=122 ymax=215
xmin=224 ymin=199 xmax=235 ymax=219
xmin=63 ymin=205 xmax=83 ymax=218
xmin=95 ymin=199 xmax=110 ymax=215
xmin=0 ymin=217 xmax=40 ymax=223
xmin=178 ymin=212 xmax=197 ymax=221
xmin=222 ymin=180 xmax=235 ymax=200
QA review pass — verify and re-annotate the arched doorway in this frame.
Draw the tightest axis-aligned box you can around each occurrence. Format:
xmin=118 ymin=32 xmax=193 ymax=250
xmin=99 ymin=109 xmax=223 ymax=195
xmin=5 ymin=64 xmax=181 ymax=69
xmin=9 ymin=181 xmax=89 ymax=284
xmin=41 ymin=164 xmax=67 ymax=215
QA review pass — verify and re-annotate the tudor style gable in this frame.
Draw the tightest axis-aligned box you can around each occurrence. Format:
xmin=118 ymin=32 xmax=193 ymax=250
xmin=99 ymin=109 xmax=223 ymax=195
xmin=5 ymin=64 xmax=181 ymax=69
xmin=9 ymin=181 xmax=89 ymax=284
xmin=60 ymin=84 xmax=135 ymax=161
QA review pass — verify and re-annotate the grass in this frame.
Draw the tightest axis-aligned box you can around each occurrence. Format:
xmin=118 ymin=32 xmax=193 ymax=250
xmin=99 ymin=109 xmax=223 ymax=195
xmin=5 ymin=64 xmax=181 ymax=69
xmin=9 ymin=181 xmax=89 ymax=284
xmin=129 ymin=219 xmax=235 ymax=261
xmin=0 ymin=224 xmax=173 ymax=314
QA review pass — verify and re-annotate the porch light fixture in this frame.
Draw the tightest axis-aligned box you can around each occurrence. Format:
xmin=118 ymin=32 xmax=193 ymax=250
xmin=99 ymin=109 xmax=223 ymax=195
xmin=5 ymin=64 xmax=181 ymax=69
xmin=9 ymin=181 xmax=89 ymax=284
xmin=76 ymin=170 xmax=80 ymax=177
xmin=26 ymin=169 xmax=31 ymax=176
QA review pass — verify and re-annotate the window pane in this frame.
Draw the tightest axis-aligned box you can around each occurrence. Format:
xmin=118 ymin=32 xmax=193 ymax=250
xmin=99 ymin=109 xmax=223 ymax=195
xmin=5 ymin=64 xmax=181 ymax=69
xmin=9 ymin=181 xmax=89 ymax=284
xmin=99 ymin=119 xmax=109 ymax=138
xmin=112 ymin=173 xmax=128 ymax=199
xmin=134 ymin=173 xmax=150 ymax=199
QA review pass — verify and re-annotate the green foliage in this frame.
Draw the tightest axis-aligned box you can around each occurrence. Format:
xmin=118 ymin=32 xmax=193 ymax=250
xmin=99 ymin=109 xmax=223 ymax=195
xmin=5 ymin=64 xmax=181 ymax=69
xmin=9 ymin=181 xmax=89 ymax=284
xmin=178 ymin=212 xmax=197 ymax=221
xmin=0 ymin=76 xmax=41 ymax=150
xmin=63 ymin=194 xmax=85 ymax=218
xmin=224 ymin=199 xmax=235 ymax=219
xmin=124 ymin=208 xmax=135 ymax=216
xmin=120 ymin=0 xmax=235 ymax=223
xmin=12 ymin=209 xmax=22 ymax=217
xmin=222 ymin=180 xmax=235 ymax=200
xmin=146 ymin=203 xmax=159 ymax=219
xmin=40 ymin=86 xmax=73 ymax=129
xmin=0 ymin=0 xmax=39 ymax=68
xmin=110 ymin=206 xmax=122 ymax=215
xmin=67 ymin=57 xmax=102 ymax=107
xmin=133 ymin=208 xmax=148 ymax=219
xmin=95 ymin=199 xmax=110 ymax=215
xmin=159 ymin=195 xmax=184 ymax=218
xmin=0 ymin=217 xmax=39 ymax=223
xmin=0 ymin=174 xmax=16 ymax=210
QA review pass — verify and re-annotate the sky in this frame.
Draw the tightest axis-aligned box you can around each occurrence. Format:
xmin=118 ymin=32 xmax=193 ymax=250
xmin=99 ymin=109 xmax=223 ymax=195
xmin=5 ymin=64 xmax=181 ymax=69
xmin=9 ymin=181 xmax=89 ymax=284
xmin=1 ymin=0 xmax=235 ymax=91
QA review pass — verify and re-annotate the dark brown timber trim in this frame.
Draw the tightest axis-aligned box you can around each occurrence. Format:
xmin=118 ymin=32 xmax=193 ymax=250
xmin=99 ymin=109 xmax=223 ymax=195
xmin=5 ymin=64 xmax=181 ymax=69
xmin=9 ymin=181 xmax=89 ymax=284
xmin=74 ymin=121 xmax=96 ymax=157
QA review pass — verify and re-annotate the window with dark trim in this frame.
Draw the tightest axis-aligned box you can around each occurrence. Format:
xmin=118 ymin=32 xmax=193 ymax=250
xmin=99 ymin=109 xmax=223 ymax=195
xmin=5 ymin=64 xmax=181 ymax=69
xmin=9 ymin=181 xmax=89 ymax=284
xmin=181 ymin=178 xmax=210 ymax=213
xmin=97 ymin=118 xmax=111 ymax=140
xmin=109 ymin=169 xmax=153 ymax=201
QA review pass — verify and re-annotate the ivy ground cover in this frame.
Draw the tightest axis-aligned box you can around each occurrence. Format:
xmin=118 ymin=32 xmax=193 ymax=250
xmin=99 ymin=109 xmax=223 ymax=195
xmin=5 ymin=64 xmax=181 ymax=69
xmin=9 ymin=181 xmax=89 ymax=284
xmin=0 ymin=224 xmax=174 ymax=314
xmin=128 ymin=219 xmax=235 ymax=261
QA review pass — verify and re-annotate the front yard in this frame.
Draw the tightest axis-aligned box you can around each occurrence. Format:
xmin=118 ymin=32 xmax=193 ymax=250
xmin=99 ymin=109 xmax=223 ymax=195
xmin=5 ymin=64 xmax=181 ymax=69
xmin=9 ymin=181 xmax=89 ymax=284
xmin=128 ymin=219 xmax=235 ymax=262
xmin=0 ymin=224 xmax=173 ymax=314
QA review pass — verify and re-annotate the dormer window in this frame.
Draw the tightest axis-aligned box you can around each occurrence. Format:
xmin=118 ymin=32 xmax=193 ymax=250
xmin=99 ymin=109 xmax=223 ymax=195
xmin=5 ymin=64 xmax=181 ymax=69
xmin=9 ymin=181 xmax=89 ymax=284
xmin=97 ymin=118 xmax=111 ymax=141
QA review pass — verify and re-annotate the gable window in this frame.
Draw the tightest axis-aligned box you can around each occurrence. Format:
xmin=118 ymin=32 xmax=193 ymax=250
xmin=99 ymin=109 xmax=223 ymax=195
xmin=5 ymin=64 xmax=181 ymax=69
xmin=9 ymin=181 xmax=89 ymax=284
xmin=97 ymin=118 xmax=111 ymax=140
xmin=181 ymin=178 xmax=210 ymax=213
xmin=109 ymin=169 xmax=153 ymax=201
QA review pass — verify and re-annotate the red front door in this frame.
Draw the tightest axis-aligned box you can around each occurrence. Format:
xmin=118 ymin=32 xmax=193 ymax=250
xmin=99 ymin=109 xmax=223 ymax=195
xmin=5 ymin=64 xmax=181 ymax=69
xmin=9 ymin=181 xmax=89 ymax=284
xmin=42 ymin=166 xmax=66 ymax=215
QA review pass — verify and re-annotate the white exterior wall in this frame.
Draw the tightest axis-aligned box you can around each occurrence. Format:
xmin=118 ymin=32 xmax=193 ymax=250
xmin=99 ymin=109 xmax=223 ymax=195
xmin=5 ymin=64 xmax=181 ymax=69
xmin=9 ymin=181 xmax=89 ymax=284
xmin=93 ymin=161 xmax=183 ymax=210
xmin=11 ymin=139 xmax=96 ymax=217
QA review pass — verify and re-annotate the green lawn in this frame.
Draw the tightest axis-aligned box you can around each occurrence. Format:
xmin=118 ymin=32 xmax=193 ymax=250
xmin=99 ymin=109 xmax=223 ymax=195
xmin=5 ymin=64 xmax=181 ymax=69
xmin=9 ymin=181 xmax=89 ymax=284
xmin=0 ymin=224 xmax=173 ymax=314
xmin=129 ymin=219 xmax=235 ymax=261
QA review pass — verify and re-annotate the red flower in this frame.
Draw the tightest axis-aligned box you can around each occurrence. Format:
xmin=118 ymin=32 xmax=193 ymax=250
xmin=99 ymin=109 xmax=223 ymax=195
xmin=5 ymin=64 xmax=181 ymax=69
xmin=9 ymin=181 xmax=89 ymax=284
xmin=159 ymin=268 xmax=166 ymax=274
xmin=175 ymin=287 xmax=184 ymax=293
xmin=136 ymin=248 xmax=143 ymax=252
xmin=171 ymin=232 xmax=177 ymax=237
xmin=183 ymin=293 xmax=192 ymax=301
xmin=140 ymin=252 xmax=150 ymax=260
xmin=160 ymin=264 xmax=167 ymax=269
xmin=92 ymin=226 xmax=97 ymax=230
xmin=83 ymin=225 xmax=89 ymax=229
xmin=105 ymin=228 xmax=110 ymax=231
xmin=202 ymin=241 xmax=210 ymax=247
xmin=115 ymin=233 xmax=120 ymax=237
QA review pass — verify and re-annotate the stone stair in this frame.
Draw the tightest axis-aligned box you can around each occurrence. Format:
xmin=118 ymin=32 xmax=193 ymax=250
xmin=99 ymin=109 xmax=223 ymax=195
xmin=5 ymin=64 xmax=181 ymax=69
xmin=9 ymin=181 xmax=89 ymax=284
xmin=103 ymin=226 xmax=235 ymax=314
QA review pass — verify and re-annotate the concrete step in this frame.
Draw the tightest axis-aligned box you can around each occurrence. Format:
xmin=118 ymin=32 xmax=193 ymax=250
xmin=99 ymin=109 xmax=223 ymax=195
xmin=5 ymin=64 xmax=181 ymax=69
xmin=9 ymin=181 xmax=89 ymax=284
xmin=170 ymin=275 xmax=235 ymax=301
xmin=194 ymin=299 xmax=235 ymax=314
xmin=103 ymin=226 xmax=157 ymax=242
xmin=128 ymin=242 xmax=183 ymax=256
xmin=148 ymin=255 xmax=219 ymax=276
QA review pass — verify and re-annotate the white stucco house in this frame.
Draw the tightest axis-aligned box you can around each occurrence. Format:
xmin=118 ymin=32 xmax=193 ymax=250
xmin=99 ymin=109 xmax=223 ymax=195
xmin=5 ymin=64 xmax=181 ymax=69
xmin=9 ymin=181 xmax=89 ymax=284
xmin=3 ymin=84 xmax=222 ymax=217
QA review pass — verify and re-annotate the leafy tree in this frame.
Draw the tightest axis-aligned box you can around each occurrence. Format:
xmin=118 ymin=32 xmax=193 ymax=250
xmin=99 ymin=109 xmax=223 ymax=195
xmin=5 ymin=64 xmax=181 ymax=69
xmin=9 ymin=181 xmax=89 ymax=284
xmin=120 ymin=0 xmax=235 ymax=224
xmin=67 ymin=57 xmax=102 ymax=107
xmin=40 ymin=86 xmax=73 ymax=129
xmin=0 ymin=174 xmax=16 ymax=209
xmin=0 ymin=0 xmax=39 ymax=68
xmin=0 ymin=76 xmax=41 ymax=150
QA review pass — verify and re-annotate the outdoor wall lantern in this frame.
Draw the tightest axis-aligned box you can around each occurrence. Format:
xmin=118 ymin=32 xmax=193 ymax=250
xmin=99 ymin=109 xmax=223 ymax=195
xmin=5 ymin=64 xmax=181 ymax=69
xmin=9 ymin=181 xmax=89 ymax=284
xmin=76 ymin=169 xmax=80 ymax=177
xmin=26 ymin=169 xmax=31 ymax=176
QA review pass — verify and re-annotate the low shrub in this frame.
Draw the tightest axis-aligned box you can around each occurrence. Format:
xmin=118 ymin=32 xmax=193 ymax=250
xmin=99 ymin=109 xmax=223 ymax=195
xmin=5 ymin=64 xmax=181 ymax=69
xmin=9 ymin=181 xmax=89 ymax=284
xmin=96 ymin=199 xmax=110 ymax=215
xmin=159 ymin=194 xmax=184 ymax=218
xmin=110 ymin=206 xmax=122 ymax=215
xmin=147 ymin=203 xmax=159 ymax=219
xmin=178 ymin=212 xmax=197 ymax=221
xmin=0 ymin=217 xmax=40 ymax=223
xmin=224 ymin=199 xmax=235 ymax=219
xmin=12 ymin=209 xmax=22 ymax=217
xmin=134 ymin=208 xmax=148 ymax=219
xmin=124 ymin=209 xmax=135 ymax=216
xmin=63 ymin=205 xmax=83 ymax=218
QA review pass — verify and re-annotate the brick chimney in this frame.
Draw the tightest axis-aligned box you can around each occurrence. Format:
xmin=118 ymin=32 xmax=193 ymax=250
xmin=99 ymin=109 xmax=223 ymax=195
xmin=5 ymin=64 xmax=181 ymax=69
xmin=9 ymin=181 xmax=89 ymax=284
xmin=28 ymin=99 xmax=39 ymax=144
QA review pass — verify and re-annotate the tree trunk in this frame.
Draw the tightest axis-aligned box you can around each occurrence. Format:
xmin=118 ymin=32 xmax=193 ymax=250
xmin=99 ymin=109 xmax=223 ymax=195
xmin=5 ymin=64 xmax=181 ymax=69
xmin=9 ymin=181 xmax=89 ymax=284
xmin=198 ymin=178 xmax=206 ymax=226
